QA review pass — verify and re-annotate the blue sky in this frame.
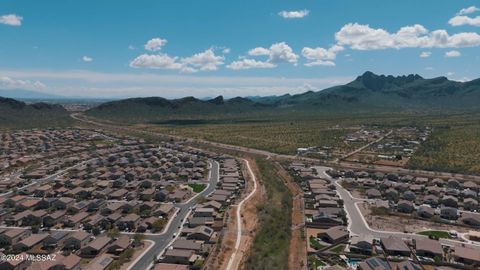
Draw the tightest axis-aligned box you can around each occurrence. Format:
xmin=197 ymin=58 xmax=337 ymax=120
xmin=1 ymin=0 xmax=479 ymax=98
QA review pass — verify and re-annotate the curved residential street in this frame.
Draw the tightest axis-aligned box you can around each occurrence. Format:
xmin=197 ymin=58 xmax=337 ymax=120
xmin=314 ymin=165 xmax=480 ymax=250
xmin=129 ymin=160 xmax=220 ymax=270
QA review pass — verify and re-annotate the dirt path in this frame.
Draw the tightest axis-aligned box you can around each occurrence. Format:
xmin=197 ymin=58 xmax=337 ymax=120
xmin=210 ymin=158 xmax=262 ymax=270
xmin=203 ymin=207 xmax=235 ymax=270
xmin=274 ymin=162 xmax=307 ymax=270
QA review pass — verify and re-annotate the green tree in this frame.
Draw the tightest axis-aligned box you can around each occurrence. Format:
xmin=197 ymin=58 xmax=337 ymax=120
xmin=107 ymin=227 xmax=120 ymax=238
xmin=133 ymin=234 xmax=145 ymax=247
xmin=31 ymin=225 xmax=40 ymax=233
xmin=151 ymin=219 xmax=166 ymax=233
xmin=120 ymin=248 xmax=135 ymax=262
xmin=107 ymin=260 xmax=121 ymax=270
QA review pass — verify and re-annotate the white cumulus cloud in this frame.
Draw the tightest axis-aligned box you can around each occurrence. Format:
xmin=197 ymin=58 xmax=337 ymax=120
xmin=0 ymin=76 xmax=46 ymax=90
xmin=302 ymin=45 xmax=344 ymax=66
xmin=457 ymin=6 xmax=479 ymax=15
xmin=0 ymin=14 xmax=22 ymax=26
xmin=278 ymin=10 xmax=309 ymax=19
xmin=335 ymin=23 xmax=480 ymax=50
xmin=226 ymin=58 xmax=276 ymax=70
xmin=445 ymin=50 xmax=461 ymax=57
xmin=181 ymin=48 xmax=224 ymax=71
xmin=144 ymin=38 xmax=168 ymax=51
xmin=449 ymin=15 xmax=480 ymax=27
xmin=82 ymin=56 xmax=93 ymax=62
xmin=130 ymin=48 xmax=224 ymax=72
xmin=267 ymin=42 xmax=299 ymax=64
xmin=419 ymin=51 xmax=431 ymax=58
xmin=228 ymin=42 xmax=299 ymax=70
xmin=129 ymin=53 xmax=183 ymax=70
xmin=248 ymin=47 xmax=271 ymax=56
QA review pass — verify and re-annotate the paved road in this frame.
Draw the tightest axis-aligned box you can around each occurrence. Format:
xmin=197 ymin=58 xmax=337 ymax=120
xmin=129 ymin=160 xmax=220 ymax=270
xmin=314 ymin=165 xmax=480 ymax=250
xmin=336 ymin=130 xmax=393 ymax=162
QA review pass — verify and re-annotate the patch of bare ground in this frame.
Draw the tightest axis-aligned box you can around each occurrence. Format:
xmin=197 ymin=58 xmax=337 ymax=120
xmin=119 ymin=240 xmax=153 ymax=270
xmin=206 ymin=158 xmax=262 ymax=270
xmin=359 ymin=202 xmax=471 ymax=233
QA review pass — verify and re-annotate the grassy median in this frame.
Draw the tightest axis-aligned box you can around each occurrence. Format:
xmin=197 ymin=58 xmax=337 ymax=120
xmin=244 ymin=158 xmax=293 ymax=270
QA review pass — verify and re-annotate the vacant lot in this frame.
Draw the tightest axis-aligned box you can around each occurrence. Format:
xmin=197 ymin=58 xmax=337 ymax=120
xmin=143 ymin=120 xmax=353 ymax=155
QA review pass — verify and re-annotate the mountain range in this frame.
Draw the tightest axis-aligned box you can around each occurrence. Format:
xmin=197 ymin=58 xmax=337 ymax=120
xmin=2 ymin=71 xmax=480 ymax=127
xmin=85 ymin=71 xmax=480 ymax=123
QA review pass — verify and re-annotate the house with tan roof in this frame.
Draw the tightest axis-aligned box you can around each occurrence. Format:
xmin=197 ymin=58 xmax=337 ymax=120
xmin=28 ymin=254 xmax=81 ymax=270
xmin=415 ymin=238 xmax=443 ymax=258
xmin=63 ymin=231 xmax=91 ymax=250
xmin=107 ymin=235 xmax=131 ymax=255
xmin=80 ymin=236 xmax=112 ymax=258
xmin=318 ymin=226 xmax=349 ymax=244
xmin=162 ymin=249 xmax=196 ymax=265
xmin=380 ymin=236 xmax=410 ymax=257
xmin=13 ymin=233 xmax=49 ymax=252
xmin=453 ymin=246 xmax=480 ymax=266
xmin=0 ymin=229 xmax=31 ymax=247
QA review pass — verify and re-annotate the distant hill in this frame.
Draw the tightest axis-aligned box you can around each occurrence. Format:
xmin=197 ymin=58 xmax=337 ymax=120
xmin=86 ymin=71 xmax=480 ymax=123
xmin=87 ymin=95 xmax=272 ymax=123
xmin=0 ymin=89 xmax=64 ymax=100
xmin=0 ymin=97 xmax=72 ymax=129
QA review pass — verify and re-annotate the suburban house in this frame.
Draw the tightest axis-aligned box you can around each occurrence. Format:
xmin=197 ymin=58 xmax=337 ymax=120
xmin=172 ymin=239 xmax=203 ymax=252
xmin=349 ymin=235 xmax=373 ymax=255
xmin=162 ymin=249 xmax=196 ymax=265
xmin=380 ymin=236 xmax=411 ymax=257
xmin=440 ymin=207 xmax=458 ymax=220
xmin=453 ymin=246 xmax=480 ymax=266
xmin=63 ymin=231 xmax=91 ymax=250
xmin=153 ymin=263 xmax=189 ymax=270
xmin=80 ymin=236 xmax=112 ymax=258
xmin=0 ymin=229 xmax=31 ymax=247
xmin=415 ymin=238 xmax=443 ymax=258
xmin=460 ymin=212 xmax=480 ymax=227
xmin=13 ymin=233 xmax=49 ymax=252
xmin=107 ymin=236 xmax=132 ymax=255
xmin=358 ymin=257 xmax=391 ymax=270
xmin=417 ymin=205 xmax=435 ymax=219
xmin=397 ymin=200 xmax=414 ymax=213
xmin=318 ymin=226 xmax=349 ymax=244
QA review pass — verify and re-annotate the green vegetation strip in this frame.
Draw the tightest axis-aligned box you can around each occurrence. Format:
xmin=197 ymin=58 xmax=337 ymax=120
xmin=417 ymin=230 xmax=451 ymax=239
xmin=188 ymin=183 xmax=206 ymax=193
xmin=308 ymin=255 xmax=325 ymax=270
xmin=244 ymin=158 xmax=293 ymax=270
xmin=309 ymin=236 xmax=325 ymax=250
xmin=329 ymin=244 xmax=345 ymax=254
